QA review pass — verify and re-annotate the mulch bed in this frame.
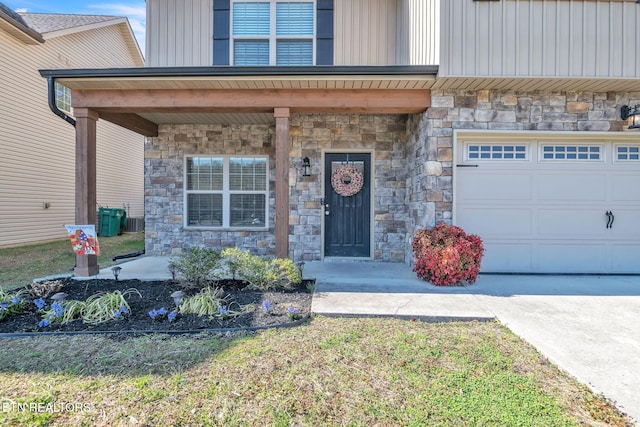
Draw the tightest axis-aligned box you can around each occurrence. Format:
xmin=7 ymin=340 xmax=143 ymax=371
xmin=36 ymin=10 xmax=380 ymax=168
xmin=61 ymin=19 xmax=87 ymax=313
xmin=0 ymin=278 xmax=314 ymax=334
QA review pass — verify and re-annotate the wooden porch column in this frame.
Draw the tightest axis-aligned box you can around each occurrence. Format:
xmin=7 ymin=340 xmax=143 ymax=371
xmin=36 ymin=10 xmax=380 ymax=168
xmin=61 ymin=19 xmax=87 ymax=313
xmin=274 ymin=108 xmax=290 ymax=258
xmin=74 ymin=108 xmax=100 ymax=276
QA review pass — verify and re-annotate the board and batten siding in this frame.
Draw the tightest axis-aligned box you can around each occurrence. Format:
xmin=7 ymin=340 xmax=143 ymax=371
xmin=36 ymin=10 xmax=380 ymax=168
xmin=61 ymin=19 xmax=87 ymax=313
xmin=334 ymin=0 xmax=438 ymax=65
xmin=146 ymin=0 xmax=438 ymax=67
xmin=146 ymin=0 xmax=213 ymax=66
xmin=441 ymin=0 xmax=640 ymax=78
xmin=396 ymin=0 xmax=439 ymax=65
xmin=0 ymin=25 xmax=144 ymax=248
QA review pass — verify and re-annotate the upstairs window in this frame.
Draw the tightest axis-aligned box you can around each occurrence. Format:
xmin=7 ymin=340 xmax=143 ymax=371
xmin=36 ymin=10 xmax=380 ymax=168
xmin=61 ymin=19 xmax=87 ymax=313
xmin=231 ymin=1 xmax=315 ymax=66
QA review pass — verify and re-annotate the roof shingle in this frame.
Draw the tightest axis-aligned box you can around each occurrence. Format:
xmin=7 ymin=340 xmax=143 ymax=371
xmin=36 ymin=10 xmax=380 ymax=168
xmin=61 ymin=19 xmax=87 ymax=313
xmin=18 ymin=13 xmax=120 ymax=34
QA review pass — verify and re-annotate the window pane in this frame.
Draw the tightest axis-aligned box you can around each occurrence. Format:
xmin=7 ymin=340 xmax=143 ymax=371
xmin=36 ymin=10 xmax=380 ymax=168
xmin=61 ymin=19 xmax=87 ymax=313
xmin=277 ymin=40 xmax=313 ymax=65
xmin=187 ymin=194 xmax=223 ymax=226
xmin=276 ymin=2 xmax=314 ymax=36
xmin=230 ymin=194 xmax=266 ymax=227
xmin=187 ymin=157 xmax=223 ymax=190
xmin=229 ymin=157 xmax=267 ymax=191
xmin=233 ymin=2 xmax=270 ymax=36
xmin=234 ymin=40 xmax=269 ymax=66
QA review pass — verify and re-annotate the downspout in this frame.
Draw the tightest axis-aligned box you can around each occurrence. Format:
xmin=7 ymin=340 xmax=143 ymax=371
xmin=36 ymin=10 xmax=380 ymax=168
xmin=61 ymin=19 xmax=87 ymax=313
xmin=46 ymin=76 xmax=76 ymax=127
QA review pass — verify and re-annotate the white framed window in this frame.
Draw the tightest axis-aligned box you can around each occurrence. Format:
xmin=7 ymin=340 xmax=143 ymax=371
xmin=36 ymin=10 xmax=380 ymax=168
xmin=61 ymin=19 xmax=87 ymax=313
xmin=540 ymin=144 xmax=602 ymax=161
xmin=55 ymin=82 xmax=71 ymax=114
xmin=615 ymin=145 xmax=640 ymax=161
xmin=231 ymin=0 xmax=315 ymax=66
xmin=466 ymin=144 xmax=528 ymax=161
xmin=185 ymin=156 xmax=269 ymax=229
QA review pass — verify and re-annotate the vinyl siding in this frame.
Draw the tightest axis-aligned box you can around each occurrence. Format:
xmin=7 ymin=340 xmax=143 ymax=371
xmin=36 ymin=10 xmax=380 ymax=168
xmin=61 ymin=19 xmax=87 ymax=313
xmin=441 ymin=0 xmax=640 ymax=78
xmin=146 ymin=0 xmax=213 ymax=66
xmin=0 ymin=25 xmax=144 ymax=248
xmin=335 ymin=0 xmax=438 ymax=65
xmin=334 ymin=0 xmax=399 ymax=65
xmin=147 ymin=0 xmax=438 ymax=67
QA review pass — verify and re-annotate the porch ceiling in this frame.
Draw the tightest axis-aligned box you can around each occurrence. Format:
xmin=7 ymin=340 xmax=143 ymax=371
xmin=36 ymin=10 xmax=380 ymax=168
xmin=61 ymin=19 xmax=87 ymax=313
xmin=138 ymin=112 xmax=277 ymax=125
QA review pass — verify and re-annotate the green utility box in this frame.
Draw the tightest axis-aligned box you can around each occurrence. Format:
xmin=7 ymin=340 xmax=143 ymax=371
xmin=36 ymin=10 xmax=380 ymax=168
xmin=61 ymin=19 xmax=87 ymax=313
xmin=98 ymin=208 xmax=127 ymax=237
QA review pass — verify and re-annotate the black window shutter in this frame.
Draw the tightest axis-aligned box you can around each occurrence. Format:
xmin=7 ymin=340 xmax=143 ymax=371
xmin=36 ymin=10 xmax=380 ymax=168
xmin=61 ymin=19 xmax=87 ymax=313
xmin=316 ymin=0 xmax=333 ymax=65
xmin=213 ymin=0 xmax=230 ymax=65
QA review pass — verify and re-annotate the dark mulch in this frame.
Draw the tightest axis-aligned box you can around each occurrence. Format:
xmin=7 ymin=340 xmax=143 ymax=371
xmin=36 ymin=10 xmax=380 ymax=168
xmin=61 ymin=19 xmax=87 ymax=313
xmin=0 ymin=278 xmax=314 ymax=334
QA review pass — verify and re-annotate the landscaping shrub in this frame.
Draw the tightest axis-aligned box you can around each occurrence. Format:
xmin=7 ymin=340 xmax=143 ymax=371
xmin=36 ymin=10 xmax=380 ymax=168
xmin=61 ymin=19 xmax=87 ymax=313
xmin=412 ymin=223 xmax=484 ymax=286
xmin=221 ymin=248 xmax=302 ymax=290
xmin=171 ymin=247 xmax=302 ymax=291
xmin=220 ymin=247 xmax=252 ymax=280
xmin=169 ymin=247 xmax=222 ymax=288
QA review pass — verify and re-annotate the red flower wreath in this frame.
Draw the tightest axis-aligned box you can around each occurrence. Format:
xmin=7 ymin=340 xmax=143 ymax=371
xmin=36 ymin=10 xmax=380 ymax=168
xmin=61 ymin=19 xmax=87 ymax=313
xmin=331 ymin=164 xmax=364 ymax=197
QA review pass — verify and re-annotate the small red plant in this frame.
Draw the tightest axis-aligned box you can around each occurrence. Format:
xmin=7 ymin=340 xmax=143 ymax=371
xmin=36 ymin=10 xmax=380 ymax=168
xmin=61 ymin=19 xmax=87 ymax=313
xmin=412 ymin=223 xmax=484 ymax=286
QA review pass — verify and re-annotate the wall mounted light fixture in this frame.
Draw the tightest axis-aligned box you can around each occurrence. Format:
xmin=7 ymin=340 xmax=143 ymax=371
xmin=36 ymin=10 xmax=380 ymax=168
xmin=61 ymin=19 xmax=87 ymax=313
xmin=302 ymin=157 xmax=311 ymax=177
xmin=621 ymin=105 xmax=640 ymax=129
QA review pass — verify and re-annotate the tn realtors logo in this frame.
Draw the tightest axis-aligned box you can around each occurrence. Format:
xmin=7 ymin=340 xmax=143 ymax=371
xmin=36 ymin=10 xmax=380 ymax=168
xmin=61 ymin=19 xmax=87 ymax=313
xmin=1 ymin=397 xmax=92 ymax=413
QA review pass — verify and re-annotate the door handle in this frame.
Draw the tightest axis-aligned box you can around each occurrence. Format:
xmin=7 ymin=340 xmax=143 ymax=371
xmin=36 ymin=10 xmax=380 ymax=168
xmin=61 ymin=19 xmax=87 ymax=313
xmin=605 ymin=211 xmax=615 ymax=229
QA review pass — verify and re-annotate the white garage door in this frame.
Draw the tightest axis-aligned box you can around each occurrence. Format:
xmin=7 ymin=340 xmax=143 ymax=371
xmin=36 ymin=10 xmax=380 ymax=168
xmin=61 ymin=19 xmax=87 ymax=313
xmin=455 ymin=135 xmax=640 ymax=273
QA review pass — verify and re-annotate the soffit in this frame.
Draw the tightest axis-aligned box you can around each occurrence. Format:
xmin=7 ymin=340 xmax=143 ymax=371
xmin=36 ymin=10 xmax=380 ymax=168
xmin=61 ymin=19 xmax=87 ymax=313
xmin=433 ymin=76 xmax=640 ymax=92
xmin=57 ymin=74 xmax=437 ymax=91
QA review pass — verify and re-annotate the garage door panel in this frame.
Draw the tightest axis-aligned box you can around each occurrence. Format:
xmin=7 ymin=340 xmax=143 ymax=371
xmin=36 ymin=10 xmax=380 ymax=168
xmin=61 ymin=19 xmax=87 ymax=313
xmin=536 ymin=243 xmax=608 ymax=273
xmin=457 ymin=172 xmax=532 ymax=201
xmin=481 ymin=243 xmax=533 ymax=272
xmin=611 ymin=244 xmax=640 ymax=273
xmin=457 ymin=207 xmax=533 ymax=237
xmin=455 ymin=137 xmax=640 ymax=274
xmin=537 ymin=209 xmax=608 ymax=237
xmin=611 ymin=174 xmax=640 ymax=202
xmin=537 ymin=174 xmax=607 ymax=202
xmin=606 ymin=209 xmax=640 ymax=238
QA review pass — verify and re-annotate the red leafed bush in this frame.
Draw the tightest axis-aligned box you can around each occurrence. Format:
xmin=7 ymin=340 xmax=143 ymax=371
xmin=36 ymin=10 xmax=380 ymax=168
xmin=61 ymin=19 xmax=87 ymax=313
xmin=412 ymin=223 xmax=484 ymax=286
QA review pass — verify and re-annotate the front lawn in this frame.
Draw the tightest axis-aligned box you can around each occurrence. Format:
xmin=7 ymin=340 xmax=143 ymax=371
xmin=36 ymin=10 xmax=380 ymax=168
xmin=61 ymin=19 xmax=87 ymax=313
xmin=0 ymin=233 xmax=144 ymax=289
xmin=0 ymin=317 xmax=632 ymax=426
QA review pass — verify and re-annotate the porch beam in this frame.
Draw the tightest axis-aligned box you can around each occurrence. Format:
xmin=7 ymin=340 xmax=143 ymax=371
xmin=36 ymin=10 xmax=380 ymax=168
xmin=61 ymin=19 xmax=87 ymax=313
xmin=98 ymin=112 xmax=158 ymax=137
xmin=72 ymin=89 xmax=430 ymax=113
xmin=274 ymin=107 xmax=290 ymax=259
xmin=74 ymin=108 xmax=100 ymax=276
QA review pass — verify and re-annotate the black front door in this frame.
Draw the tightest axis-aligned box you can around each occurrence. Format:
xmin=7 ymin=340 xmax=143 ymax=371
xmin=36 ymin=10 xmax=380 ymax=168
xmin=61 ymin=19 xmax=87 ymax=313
xmin=324 ymin=153 xmax=371 ymax=257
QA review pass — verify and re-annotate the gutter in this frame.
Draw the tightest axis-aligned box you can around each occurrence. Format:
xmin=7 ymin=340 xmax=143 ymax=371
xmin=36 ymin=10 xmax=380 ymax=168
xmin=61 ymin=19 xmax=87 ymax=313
xmin=46 ymin=76 xmax=76 ymax=127
xmin=39 ymin=65 xmax=439 ymax=79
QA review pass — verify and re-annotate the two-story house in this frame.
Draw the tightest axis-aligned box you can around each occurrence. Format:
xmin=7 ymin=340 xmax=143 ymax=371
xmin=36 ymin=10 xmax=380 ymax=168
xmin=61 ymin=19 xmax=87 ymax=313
xmin=0 ymin=3 xmax=145 ymax=249
xmin=40 ymin=0 xmax=640 ymax=276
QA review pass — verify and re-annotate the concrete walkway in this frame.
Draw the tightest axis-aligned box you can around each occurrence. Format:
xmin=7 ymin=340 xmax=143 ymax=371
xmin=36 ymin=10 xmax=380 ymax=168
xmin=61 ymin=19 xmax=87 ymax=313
xmin=86 ymin=257 xmax=640 ymax=423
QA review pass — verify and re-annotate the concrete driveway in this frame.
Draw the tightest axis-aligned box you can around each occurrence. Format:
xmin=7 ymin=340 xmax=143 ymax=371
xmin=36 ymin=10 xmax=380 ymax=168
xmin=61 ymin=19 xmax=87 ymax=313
xmin=308 ymin=262 xmax=640 ymax=423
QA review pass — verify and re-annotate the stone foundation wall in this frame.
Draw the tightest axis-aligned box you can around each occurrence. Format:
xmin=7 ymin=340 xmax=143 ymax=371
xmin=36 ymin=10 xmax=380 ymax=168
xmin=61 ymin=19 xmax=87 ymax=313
xmin=404 ymin=89 xmax=636 ymax=264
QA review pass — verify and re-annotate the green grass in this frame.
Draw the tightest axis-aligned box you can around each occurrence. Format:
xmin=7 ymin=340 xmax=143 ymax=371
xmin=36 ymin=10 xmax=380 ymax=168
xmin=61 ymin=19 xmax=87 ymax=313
xmin=0 ymin=236 xmax=633 ymax=425
xmin=0 ymin=233 xmax=144 ymax=289
xmin=0 ymin=317 xmax=632 ymax=426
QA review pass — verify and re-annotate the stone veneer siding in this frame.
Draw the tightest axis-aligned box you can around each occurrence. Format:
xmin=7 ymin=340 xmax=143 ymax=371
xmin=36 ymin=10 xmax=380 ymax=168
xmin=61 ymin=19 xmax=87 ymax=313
xmin=145 ymin=114 xmax=411 ymax=261
xmin=145 ymin=124 xmax=276 ymax=256
xmin=403 ymin=89 xmax=636 ymax=264
xmin=289 ymin=114 xmax=409 ymax=262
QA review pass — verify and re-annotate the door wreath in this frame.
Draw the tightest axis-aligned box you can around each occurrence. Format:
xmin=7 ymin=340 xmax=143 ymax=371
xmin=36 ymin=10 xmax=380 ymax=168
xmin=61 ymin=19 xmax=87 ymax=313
xmin=331 ymin=164 xmax=364 ymax=197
